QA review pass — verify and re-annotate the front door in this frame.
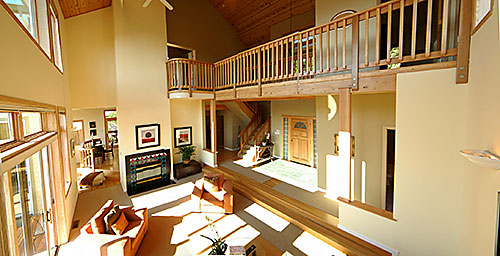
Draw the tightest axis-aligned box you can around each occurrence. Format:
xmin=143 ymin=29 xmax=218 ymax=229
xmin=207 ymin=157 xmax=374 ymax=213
xmin=289 ymin=117 xmax=313 ymax=166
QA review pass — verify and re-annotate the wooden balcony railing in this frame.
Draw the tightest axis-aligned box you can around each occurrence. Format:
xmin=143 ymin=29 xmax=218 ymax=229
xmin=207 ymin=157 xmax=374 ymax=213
xmin=167 ymin=0 xmax=469 ymax=97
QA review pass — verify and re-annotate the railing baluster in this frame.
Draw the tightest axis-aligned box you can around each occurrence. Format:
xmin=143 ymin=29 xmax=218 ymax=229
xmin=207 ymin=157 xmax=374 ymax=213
xmin=281 ymin=40 xmax=284 ymax=78
xmin=352 ymin=15 xmax=359 ymax=90
xmin=326 ymin=25 xmax=330 ymax=71
xmin=342 ymin=19 xmax=346 ymax=69
xmin=334 ymin=22 xmax=338 ymax=70
xmin=319 ymin=27 xmax=323 ymax=72
xmin=387 ymin=3 xmax=392 ymax=63
xmin=441 ymin=0 xmax=449 ymax=55
xmin=411 ymin=0 xmax=418 ymax=59
xmin=425 ymin=0 xmax=433 ymax=57
xmin=365 ymin=12 xmax=369 ymax=67
xmin=258 ymin=48 xmax=262 ymax=96
xmin=312 ymin=30 xmax=316 ymax=74
xmin=399 ymin=0 xmax=404 ymax=60
xmin=299 ymin=33 xmax=303 ymax=75
xmin=267 ymin=45 xmax=270 ymax=80
xmin=275 ymin=42 xmax=279 ymax=78
xmin=376 ymin=8 xmax=380 ymax=65
xmin=306 ymin=32 xmax=310 ymax=73
xmin=290 ymin=37 xmax=294 ymax=76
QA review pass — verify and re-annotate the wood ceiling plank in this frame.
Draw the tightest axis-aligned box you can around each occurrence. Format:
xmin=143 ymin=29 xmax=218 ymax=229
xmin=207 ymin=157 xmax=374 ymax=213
xmin=208 ymin=0 xmax=315 ymax=47
xmin=58 ymin=0 xmax=112 ymax=18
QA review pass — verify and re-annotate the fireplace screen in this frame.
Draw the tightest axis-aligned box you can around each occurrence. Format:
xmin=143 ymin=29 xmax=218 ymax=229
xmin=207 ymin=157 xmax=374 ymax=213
xmin=125 ymin=149 xmax=173 ymax=195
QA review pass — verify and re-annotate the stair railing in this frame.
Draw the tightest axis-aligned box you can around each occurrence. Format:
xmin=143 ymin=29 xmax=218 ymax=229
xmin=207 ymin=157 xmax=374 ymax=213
xmin=252 ymin=117 xmax=271 ymax=146
xmin=238 ymin=105 xmax=262 ymax=155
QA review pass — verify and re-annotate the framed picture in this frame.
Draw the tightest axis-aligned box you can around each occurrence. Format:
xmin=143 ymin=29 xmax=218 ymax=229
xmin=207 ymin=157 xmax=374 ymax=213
xmin=89 ymin=121 xmax=96 ymax=129
xmin=174 ymin=127 xmax=192 ymax=148
xmin=90 ymin=129 xmax=97 ymax=137
xmin=136 ymin=124 xmax=160 ymax=150
xmin=473 ymin=0 xmax=493 ymax=34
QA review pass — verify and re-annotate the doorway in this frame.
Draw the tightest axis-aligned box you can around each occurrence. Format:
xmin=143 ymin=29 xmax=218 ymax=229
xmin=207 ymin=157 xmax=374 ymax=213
xmin=217 ymin=115 xmax=224 ymax=150
xmin=72 ymin=120 xmax=84 ymax=145
xmin=381 ymin=126 xmax=396 ymax=212
xmin=7 ymin=148 xmax=57 ymax=256
xmin=287 ymin=116 xmax=314 ymax=167
xmin=104 ymin=109 xmax=118 ymax=149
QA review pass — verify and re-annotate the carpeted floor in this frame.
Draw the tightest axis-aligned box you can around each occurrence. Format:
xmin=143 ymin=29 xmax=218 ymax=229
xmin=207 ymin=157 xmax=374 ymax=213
xmin=59 ymin=173 xmax=344 ymax=256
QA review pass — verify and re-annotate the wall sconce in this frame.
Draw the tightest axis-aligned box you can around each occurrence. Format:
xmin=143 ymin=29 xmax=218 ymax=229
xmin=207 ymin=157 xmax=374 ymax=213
xmin=460 ymin=149 xmax=500 ymax=170
xmin=334 ymin=133 xmax=355 ymax=157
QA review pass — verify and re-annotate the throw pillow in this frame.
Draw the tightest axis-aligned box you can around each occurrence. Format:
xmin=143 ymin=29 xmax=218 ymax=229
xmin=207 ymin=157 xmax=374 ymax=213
xmin=203 ymin=175 xmax=219 ymax=192
xmin=104 ymin=205 xmax=122 ymax=234
xmin=111 ymin=212 xmax=129 ymax=235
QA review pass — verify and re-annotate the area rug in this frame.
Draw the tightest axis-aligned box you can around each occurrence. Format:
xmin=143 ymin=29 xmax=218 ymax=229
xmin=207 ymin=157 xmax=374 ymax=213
xmin=253 ymin=160 xmax=318 ymax=192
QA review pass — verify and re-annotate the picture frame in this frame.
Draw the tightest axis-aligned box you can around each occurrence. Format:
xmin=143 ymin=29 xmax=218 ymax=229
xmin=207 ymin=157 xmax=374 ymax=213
xmin=136 ymin=123 xmax=161 ymax=150
xmin=473 ymin=0 xmax=493 ymax=35
xmin=89 ymin=121 xmax=96 ymax=129
xmin=174 ymin=126 xmax=193 ymax=148
xmin=90 ymin=129 xmax=97 ymax=137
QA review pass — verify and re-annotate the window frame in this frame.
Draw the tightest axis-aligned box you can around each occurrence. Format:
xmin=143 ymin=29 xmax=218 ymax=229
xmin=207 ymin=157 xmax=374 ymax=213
xmin=0 ymin=0 xmax=64 ymax=73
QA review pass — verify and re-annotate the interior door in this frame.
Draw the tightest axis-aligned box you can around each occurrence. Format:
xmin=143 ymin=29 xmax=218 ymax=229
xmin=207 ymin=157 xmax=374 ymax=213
xmin=289 ymin=117 xmax=312 ymax=166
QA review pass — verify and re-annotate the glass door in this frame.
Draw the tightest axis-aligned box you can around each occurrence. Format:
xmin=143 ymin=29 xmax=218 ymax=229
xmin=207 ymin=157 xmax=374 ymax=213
xmin=10 ymin=150 xmax=54 ymax=256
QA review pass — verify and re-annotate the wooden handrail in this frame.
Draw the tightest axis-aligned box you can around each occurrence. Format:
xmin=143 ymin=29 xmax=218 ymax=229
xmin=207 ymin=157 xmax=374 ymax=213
xmin=252 ymin=117 xmax=271 ymax=146
xmin=166 ymin=0 xmax=466 ymax=94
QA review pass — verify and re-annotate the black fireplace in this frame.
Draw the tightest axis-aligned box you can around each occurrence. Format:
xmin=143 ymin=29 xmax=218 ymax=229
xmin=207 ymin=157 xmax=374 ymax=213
xmin=125 ymin=149 xmax=174 ymax=196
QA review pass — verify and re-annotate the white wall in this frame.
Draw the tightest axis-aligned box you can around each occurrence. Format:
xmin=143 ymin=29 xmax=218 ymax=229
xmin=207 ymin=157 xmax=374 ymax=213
xmin=65 ymin=7 xmax=117 ymax=109
xmin=170 ymin=99 xmax=203 ymax=163
xmin=338 ymin=1 xmax=500 ymax=254
xmin=72 ymin=108 xmax=108 ymax=141
xmin=113 ymin=0 xmax=172 ymax=191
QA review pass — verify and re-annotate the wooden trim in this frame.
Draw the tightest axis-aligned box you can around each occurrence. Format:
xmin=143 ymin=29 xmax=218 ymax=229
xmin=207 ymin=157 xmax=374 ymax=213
xmin=338 ymin=197 xmax=396 ymax=221
xmin=166 ymin=42 xmax=197 ymax=60
xmin=456 ymin=0 xmax=472 ymax=83
xmin=210 ymin=99 xmax=217 ymax=156
xmin=0 ymin=95 xmax=57 ymax=111
xmin=0 ymin=132 xmax=56 ymax=163
xmin=206 ymin=165 xmax=391 ymax=256
xmin=380 ymin=126 xmax=395 ymax=211
xmin=339 ymin=89 xmax=351 ymax=132
xmin=471 ymin=0 xmax=493 ymax=35
xmin=351 ymin=15 xmax=359 ymax=90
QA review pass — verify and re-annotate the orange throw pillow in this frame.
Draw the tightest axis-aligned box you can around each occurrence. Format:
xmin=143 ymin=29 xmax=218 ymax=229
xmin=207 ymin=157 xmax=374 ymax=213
xmin=111 ymin=213 xmax=129 ymax=235
xmin=203 ymin=175 xmax=219 ymax=192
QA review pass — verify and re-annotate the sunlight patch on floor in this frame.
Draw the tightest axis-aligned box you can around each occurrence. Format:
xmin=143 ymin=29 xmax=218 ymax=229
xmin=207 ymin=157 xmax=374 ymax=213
xmin=293 ymin=231 xmax=346 ymax=256
xmin=131 ymin=182 xmax=194 ymax=209
xmin=244 ymin=203 xmax=290 ymax=232
xmin=253 ymin=160 xmax=318 ymax=192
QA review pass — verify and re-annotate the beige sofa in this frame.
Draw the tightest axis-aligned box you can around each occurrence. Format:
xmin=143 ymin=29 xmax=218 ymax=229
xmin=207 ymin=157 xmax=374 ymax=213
xmin=80 ymin=200 xmax=148 ymax=256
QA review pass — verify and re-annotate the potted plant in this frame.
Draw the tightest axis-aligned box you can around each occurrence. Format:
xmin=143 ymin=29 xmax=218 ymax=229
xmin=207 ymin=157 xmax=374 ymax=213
xmin=176 ymin=145 xmax=196 ymax=165
xmin=201 ymin=216 xmax=228 ymax=255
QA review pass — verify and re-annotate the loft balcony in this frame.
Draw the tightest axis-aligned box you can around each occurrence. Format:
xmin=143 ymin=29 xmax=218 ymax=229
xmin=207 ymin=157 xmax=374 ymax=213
xmin=166 ymin=0 xmax=470 ymax=101
xmin=166 ymin=0 xmax=470 ymax=100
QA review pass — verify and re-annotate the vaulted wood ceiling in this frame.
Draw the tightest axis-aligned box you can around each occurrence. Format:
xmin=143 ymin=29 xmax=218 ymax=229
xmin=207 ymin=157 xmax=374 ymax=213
xmin=208 ymin=0 xmax=315 ymax=48
xmin=58 ymin=0 xmax=112 ymax=19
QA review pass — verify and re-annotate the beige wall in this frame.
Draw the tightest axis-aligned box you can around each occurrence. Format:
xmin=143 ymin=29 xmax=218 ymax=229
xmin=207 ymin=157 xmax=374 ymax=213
xmin=270 ymin=99 xmax=316 ymax=158
xmin=316 ymin=95 xmax=339 ymax=190
xmin=270 ymin=10 xmax=315 ymax=40
xmin=170 ymin=99 xmax=203 ymax=163
xmin=352 ymin=93 xmax=396 ymax=208
xmin=338 ymin=1 xmax=500 ymax=254
xmin=0 ymin=2 xmax=78 ymax=244
xmin=315 ymin=0 xmax=377 ymax=26
xmin=166 ymin=0 xmax=245 ymax=63
xmin=72 ymin=108 xmax=108 ymax=141
xmin=66 ymin=7 xmax=117 ymax=109
xmin=113 ymin=0 xmax=172 ymax=191
xmin=218 ymin=109 xmax=248 ymax=150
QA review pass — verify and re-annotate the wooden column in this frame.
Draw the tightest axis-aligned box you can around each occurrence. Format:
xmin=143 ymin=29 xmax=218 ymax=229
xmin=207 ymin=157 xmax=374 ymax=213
xmin=456 ymin=0 xmax=472 ymax=84
xmin=0 ymin=173 xmax=11 ymax=256
xmin=351 ymin=15 xmax=359 ymax=91
xmin=210 ymin=99 xmax=217 ymax=165
xmin=338 ymin=88 xmax=352 ymax=200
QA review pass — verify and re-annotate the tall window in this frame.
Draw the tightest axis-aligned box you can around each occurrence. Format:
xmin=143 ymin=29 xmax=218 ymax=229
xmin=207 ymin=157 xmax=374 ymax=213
xmin=1 ymin=0 xmax=63 ymax=71
xmin=21 ymin=112 xmax=42 ymax=136
xmin=49 ymin=2 xmax=62 ymax=71
xmin=3 ymin=0 xmax=37 ymax=39
xmin=0 ymin=113 xmax=14 ymax=144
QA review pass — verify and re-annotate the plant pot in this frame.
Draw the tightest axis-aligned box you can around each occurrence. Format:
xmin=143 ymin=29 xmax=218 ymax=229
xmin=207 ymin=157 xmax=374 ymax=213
xmin=183 ymin=159 xmax=191 ymax=165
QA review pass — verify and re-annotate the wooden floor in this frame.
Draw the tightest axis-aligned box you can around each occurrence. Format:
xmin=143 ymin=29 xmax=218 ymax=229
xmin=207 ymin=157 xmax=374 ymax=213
xmin=204 ymin=164 xmax=391 ymax=256
xmin=77 ymin=148 xmax=121 ymax=194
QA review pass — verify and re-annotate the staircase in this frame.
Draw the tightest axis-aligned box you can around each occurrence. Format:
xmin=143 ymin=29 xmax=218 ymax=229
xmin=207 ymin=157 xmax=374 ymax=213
xmin=236 ymin=102 xmax=271 ymax=157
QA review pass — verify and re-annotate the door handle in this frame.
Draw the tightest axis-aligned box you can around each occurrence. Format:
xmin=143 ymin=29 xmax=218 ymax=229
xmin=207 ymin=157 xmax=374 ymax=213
xmin=47 ymin=209 xmax=52 ymax=224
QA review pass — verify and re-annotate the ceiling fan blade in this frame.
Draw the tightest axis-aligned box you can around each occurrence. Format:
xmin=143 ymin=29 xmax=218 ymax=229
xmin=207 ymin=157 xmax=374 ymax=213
xmin=142 ymin=0 xmax=153 ymax=8
xmin=159 ymin=0 xmax=174 ymax=10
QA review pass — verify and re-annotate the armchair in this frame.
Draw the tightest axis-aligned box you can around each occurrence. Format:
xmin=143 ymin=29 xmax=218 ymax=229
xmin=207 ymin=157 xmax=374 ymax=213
xmin=191 ymin=172 xmax=233 ymax=214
